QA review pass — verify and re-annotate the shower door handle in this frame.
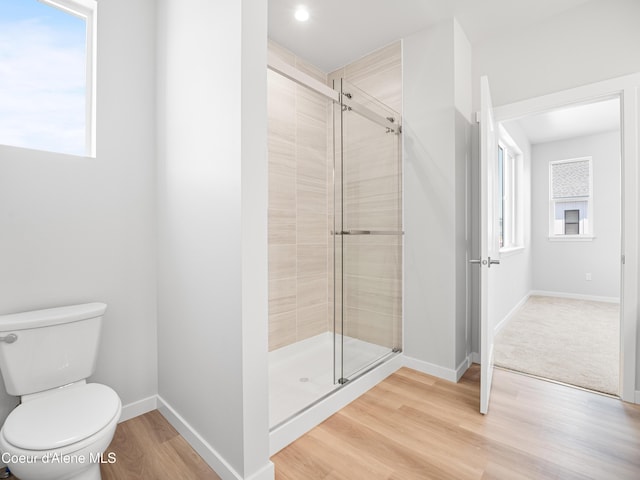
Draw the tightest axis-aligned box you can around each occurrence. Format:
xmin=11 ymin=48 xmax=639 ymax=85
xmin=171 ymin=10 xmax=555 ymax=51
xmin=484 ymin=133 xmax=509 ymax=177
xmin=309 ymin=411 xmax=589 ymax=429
xmin=341 ymin=230 xmax=404 ymax=236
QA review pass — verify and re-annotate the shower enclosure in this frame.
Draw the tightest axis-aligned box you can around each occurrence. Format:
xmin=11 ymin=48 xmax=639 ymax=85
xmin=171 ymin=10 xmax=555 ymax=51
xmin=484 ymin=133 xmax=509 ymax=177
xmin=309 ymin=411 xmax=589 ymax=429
xmin=267 ymin=47 xmax=402 ymax=429
xmin=332 ymin=79 xmax=403 ymax=385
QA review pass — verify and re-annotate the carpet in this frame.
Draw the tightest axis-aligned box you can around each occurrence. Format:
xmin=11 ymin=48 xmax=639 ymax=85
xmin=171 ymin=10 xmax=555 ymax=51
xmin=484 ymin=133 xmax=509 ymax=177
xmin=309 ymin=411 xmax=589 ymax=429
xmin=494 ymin=295 xmax=619 ymax=395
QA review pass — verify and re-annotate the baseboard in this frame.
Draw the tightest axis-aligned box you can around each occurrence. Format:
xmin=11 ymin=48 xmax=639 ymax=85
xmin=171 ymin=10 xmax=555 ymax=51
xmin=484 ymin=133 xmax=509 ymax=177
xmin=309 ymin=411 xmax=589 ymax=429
xmin=635 ymin=391 xmax=640 ymax=404
xmin=119 ymin=395 xmax=157 ymax=423
xmin=470 ymin=352 xmax=480 ymax=364
xmin=494 ymin=293 xmax=531 ymax=335
xmin=403 ymin=355 xmax=458 ymax=382
xmin=455 ymin=356 xmax=472 ymax=381
xmin=270 ymin=353 xmax=403 ymax=455
xmin=158 ymin=396 xmax=274 ymax=480
xmin=530 ymin=290 xmax=620 ymax=304
xmin=403 ymin=355 xmax=472 ymax=382
xmin=246 ymin=462 xmax=275 ymax=480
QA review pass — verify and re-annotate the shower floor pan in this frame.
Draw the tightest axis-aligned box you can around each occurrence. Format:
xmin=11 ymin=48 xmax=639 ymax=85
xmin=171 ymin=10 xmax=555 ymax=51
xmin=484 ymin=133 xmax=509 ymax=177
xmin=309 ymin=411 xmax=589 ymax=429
xmin=268 ymin=332 xmax=391 ymax=428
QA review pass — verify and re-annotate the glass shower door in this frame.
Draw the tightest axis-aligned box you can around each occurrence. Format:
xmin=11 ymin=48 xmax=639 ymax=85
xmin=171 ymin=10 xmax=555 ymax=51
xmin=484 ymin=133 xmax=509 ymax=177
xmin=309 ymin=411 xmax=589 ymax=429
xmin=333 ymin=79 xmax=402 ymax=384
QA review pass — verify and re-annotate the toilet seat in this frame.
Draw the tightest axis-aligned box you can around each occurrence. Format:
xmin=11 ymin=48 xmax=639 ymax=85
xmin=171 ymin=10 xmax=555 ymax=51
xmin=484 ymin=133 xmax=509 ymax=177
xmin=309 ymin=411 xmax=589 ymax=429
xmin=2 ymin=383 xmax=120 ymax=451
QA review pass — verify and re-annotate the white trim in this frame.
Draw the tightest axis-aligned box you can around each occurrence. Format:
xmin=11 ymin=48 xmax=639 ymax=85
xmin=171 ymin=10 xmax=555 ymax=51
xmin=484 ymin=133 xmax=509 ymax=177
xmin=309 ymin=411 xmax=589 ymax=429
xmin=494 ymin=72 xmax=639 ymax=403
xmin=404 ymin=353 xmax=480 ymax=383
xmin=470 ymin=352 xmax=481 ymax=364
xmin=635 ymin=391 xmax=640 ymax=404
xmin=246 ymin=463 xmax=275 ymax=480
xmin=619 ymin=81 xmax=638 ymax=403
xmin=495 ymin=293 xmax=531 ymax=335
xmin=497 ymin=126 xmax=524 ymax=250
xmin=41 ymin=0 xmax=97 ymax=157
xmin=158 ymin=396 xmax=274 ymax=480
xmin=530 ymin=290 xmax=620 ymax=304
xmin=548 ymin=235 xmax=595 ymax=242
xmin=403 ymin=355 xmax=458 ymax=382
xmin=119 ymin=395 xmax=157 ymax=423
xmin=499 ymin=246 xmax=524 ymax=256
xmin=86 ymin=0 xmax=97 ymax=157
xmin=269 ymin=354 xmax=403 ymax=455
xmin=455 ymin=355 xmax=472 ymax=381
xmin=493 ymin=73 xmax=640 ymax=122
xmin=42 ymin=0 xmax=96 ymax=10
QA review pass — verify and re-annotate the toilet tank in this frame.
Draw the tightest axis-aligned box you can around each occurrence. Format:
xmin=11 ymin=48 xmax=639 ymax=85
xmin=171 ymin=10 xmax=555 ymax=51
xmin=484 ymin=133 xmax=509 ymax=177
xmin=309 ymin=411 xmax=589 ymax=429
xmin=0 ymin=303 xmax=107 ymax=396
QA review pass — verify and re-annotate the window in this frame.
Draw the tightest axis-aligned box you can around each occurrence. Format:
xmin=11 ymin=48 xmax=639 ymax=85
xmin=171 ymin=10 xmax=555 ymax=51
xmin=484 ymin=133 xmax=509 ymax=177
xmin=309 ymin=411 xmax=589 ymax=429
xmin=0 ymin=0 xmax=96 ymax=157
xmin=497 ymin=127 xmax=523 ymax=251
xmin=498 ymin=145 xmax=504 ymax=247
xmin=564 ymin=209 xmax=580 ymax=234
xmin=549 ymin=157 xmax=593 ymax=239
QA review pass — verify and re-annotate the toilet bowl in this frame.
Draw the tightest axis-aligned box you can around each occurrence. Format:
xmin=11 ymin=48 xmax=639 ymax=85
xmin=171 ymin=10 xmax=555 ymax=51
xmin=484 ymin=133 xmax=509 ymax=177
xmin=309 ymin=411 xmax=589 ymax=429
xmin=0 ymin=383 xmax=121 ymax=480
xmin=0 ymin=304 xmax=122 ymax=480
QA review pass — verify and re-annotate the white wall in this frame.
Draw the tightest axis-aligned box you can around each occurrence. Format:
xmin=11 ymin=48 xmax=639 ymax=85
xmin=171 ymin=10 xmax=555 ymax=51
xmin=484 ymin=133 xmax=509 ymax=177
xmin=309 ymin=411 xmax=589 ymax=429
xmin=473 ymin=0 xmax=640 ymax=110
xmin=531 ymin=131 xmax=621 ymax=299
xmin=454 ymin=21 xmax=473 ymax=369
xmin=493 ymin=122 xmax=533 ymax=326
xmin=404 ymin=22 xmax=454 ymax=372
xmin=470 ymin=120 xmax=533 ymax=352
xmin=636 ymin=86 xmax=640 ymax=395
xmin=0 ymin=0 xmax=157 ymax=423
xmin=403 ymin=19 xmax=472 ymax=377
xmin=156 ymin=0 xmax=271 ymax=479
xmin=472 ymin=0 xmax=640 ymax=396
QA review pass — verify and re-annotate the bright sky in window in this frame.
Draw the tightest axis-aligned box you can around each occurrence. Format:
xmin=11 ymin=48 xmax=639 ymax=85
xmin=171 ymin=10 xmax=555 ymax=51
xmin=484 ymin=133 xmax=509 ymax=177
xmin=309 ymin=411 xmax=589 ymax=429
xmin=0 ymin=0 xmax=87 ymax=156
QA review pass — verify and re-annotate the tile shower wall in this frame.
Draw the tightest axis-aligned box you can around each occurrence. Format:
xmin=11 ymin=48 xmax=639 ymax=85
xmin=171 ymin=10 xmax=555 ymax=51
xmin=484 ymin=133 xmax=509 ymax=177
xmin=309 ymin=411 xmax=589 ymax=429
xmin=268 ymin=40 xmax=402 ymax=352
xmin=268 ymin=42 xmax=330 ymax=351
xmin=329 ymin=42 xmax=403 ymax=349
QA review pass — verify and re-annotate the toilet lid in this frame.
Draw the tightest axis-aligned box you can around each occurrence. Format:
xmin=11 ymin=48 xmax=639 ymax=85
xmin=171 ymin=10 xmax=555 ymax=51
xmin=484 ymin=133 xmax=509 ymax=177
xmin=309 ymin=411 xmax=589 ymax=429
xmin=3 ymin=383 xmax=120 ymax=450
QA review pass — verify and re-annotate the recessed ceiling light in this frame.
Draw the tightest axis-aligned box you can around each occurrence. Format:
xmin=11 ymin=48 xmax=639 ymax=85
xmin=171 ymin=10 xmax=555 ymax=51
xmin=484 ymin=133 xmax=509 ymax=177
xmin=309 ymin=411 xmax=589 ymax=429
xmin=294 ymin=6 xmax=309 ymax=22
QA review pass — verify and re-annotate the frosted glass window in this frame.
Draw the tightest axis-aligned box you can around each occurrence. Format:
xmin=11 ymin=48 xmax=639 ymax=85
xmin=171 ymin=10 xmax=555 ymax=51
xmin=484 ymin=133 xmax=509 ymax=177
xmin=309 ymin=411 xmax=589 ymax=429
xmin=0 ymin=0 xmax=96 ymax=156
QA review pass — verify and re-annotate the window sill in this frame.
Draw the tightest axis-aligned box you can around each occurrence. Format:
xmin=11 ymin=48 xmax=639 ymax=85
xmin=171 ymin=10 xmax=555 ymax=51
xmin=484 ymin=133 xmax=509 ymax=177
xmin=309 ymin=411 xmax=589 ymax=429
xmin=548 ymin=235 xmax=595 ymax=242
xmin=499 ymin=246 xmax=525 ymax=257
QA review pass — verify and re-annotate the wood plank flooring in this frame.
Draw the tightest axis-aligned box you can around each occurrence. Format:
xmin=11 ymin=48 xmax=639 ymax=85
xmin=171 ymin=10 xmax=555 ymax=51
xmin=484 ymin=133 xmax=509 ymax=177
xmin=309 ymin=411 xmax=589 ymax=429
xmin=272 ymin=365 xmax=640 ymax=480
xmin=101 ymin=409 xmax=221 ymax=480
xmin=51 ymin=365 xmax=639 ymax=480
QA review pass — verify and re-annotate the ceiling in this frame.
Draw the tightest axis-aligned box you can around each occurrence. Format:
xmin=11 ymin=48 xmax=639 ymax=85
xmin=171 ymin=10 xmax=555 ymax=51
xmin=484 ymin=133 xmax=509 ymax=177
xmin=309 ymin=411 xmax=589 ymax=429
xmin=268 ymin=0 xmax=594 ymax=73
xmin=269 ymin=0 xmax=614 ymax=144
xmin=510 ymin=98 xmax=621 ymax=145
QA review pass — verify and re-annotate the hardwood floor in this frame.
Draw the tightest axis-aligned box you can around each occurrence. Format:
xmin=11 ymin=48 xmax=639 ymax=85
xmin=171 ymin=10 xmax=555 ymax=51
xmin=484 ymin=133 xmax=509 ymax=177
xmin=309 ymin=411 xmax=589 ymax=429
xmin=272 ymin=365 xmax=640 ymax=480
xmin=101 ymin=410 xmax=220 ymax=480
xmin=29 ymin=365 xmax=635 ymax=480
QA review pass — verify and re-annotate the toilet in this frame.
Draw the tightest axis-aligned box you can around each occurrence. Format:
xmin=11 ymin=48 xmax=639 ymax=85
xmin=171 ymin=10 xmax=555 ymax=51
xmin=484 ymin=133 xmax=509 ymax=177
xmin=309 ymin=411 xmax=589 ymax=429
xmin=0 ymin=303 xmax=121 ymax=480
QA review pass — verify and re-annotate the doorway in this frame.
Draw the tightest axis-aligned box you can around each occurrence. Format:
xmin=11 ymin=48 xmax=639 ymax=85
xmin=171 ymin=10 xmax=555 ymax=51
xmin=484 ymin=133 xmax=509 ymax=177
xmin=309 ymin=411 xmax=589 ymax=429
xmin=493 ymin=97 xmax=622 ymax=396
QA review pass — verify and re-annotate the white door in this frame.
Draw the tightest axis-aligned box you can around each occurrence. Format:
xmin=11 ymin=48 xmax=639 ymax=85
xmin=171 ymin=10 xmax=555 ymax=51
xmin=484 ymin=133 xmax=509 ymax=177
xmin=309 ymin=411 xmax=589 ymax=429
xmin=478 ymin=76 xmax=500 ymax=414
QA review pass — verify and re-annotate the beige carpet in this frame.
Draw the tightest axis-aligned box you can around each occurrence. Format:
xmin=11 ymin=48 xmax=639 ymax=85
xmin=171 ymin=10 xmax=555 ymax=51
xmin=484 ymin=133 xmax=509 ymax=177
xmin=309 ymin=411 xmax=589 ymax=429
xmin=494 ymin=295 xmax=619 ymax=395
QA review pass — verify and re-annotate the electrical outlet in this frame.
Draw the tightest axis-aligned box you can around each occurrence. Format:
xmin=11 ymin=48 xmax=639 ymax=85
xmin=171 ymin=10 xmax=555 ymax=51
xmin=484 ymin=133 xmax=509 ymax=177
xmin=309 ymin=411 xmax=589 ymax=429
xmin=586 ymin=273 xmax=592 ymax=281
